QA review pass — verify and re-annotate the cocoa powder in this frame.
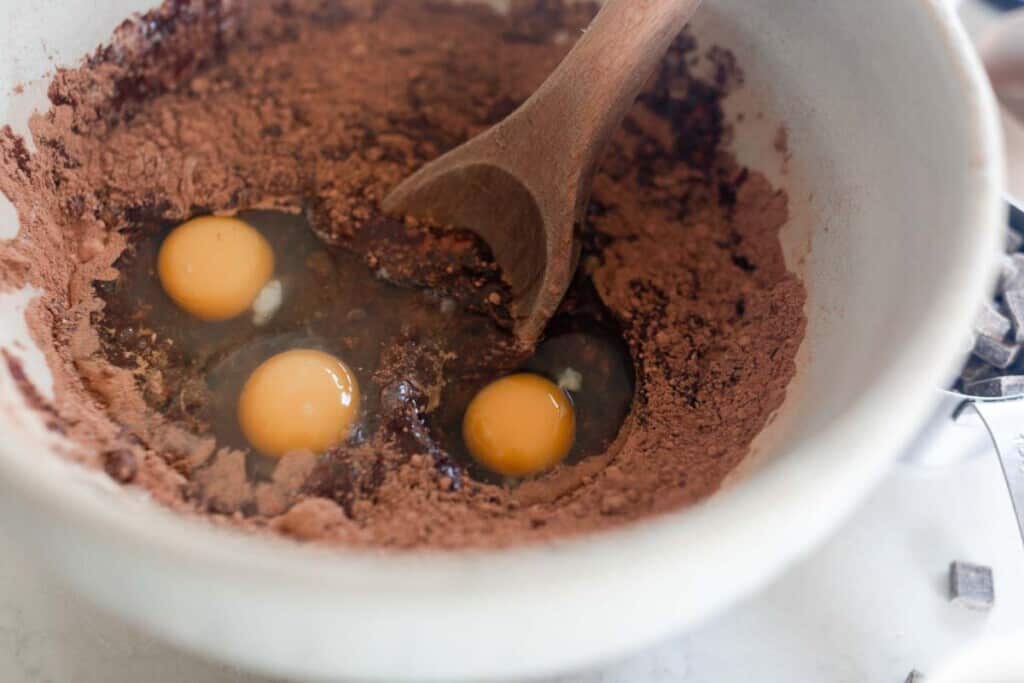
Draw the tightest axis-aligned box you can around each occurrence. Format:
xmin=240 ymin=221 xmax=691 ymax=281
xmin=0 ymin=0 xmax=805 ymax=549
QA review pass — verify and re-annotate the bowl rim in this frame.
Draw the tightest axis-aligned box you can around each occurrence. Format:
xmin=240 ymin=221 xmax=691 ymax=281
xmin=0 ymin=0 xmax=1007 ymax=665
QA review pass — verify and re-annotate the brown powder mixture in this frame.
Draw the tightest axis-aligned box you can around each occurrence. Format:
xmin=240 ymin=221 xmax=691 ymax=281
xmin=0 ymin=0 xmax=805 ymax=549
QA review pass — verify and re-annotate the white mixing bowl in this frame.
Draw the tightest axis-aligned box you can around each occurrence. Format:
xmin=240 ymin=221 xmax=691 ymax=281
xmin=0 ymin=0 xmax=1005 ymax=680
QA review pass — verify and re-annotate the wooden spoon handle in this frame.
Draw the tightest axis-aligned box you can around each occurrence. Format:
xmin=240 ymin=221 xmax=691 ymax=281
xmin=499 ymin=0 xmax=703 ymax=212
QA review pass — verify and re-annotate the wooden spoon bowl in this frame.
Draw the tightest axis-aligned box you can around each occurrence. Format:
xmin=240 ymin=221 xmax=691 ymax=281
xmin=384 ymin=0 xmax=703 ymax=342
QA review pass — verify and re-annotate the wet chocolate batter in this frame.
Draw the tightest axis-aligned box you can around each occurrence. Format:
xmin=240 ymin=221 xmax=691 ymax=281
xmin=0 ymin=0 xmax=806 ymax=549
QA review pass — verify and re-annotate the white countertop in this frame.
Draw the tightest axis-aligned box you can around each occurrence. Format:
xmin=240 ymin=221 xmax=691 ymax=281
xmin=2 ymin=2 xmax=1019 ymax=681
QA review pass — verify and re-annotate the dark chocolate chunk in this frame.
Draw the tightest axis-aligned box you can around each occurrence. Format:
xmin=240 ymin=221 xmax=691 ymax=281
xmin=960 ymin=357 xmax=998 ymax=385
xmin=1003 ymin=289 xmax=1024 ymax=343
xmin=1007 ymin=228 xmax=1023 ymax=254
xmin=972 ymin=334 xmax=1020 ymax=369
xmin=1000 ymin=253 xmax=1024 ymax=294
xmin=949 ymin=561 xmax=994 ymax=610
xmin=973 ymin=301 xmax=1011 ymax=341
xmin=963 ymin=375 xmax=1024 ymax=398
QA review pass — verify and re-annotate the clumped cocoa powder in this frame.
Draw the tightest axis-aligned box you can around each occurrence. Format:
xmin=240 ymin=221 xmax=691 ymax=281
xmin=0 ymin=0 xmax=805 ymax=549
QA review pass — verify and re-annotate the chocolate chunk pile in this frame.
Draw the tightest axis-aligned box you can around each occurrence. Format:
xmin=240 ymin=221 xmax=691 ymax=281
xmin=959 ymin=204 xmax=1024 ymax=398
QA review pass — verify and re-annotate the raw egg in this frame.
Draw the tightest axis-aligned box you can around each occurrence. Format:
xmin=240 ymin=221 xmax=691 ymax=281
xmin=462 ymin=373 xmax=575 ymax=476
xmin=157 ymin=215 xmax=274 ymax=321
xmin=238 ymin=349 xmax=360 ymax=457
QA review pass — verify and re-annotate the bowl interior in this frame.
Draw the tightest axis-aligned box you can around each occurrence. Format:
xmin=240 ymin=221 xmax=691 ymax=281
xmin=0 ymin=0 xmax=1003 ymax=680
xmin=0 ymin=0 xmax=989 ymax=494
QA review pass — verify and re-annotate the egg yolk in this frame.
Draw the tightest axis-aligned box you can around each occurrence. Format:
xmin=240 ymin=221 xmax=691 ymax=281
xmin=462 ymin=373 xmax=575 ymax=477
xmin=238 ymin=349 xmax=360 ymax=457
xmin=157 ymin=215 xmax=274 ymax=321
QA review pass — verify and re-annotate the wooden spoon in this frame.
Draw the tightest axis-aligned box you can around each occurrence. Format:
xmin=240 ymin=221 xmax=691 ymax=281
xmin=383 ymin=0 xmax=703 ymax=342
